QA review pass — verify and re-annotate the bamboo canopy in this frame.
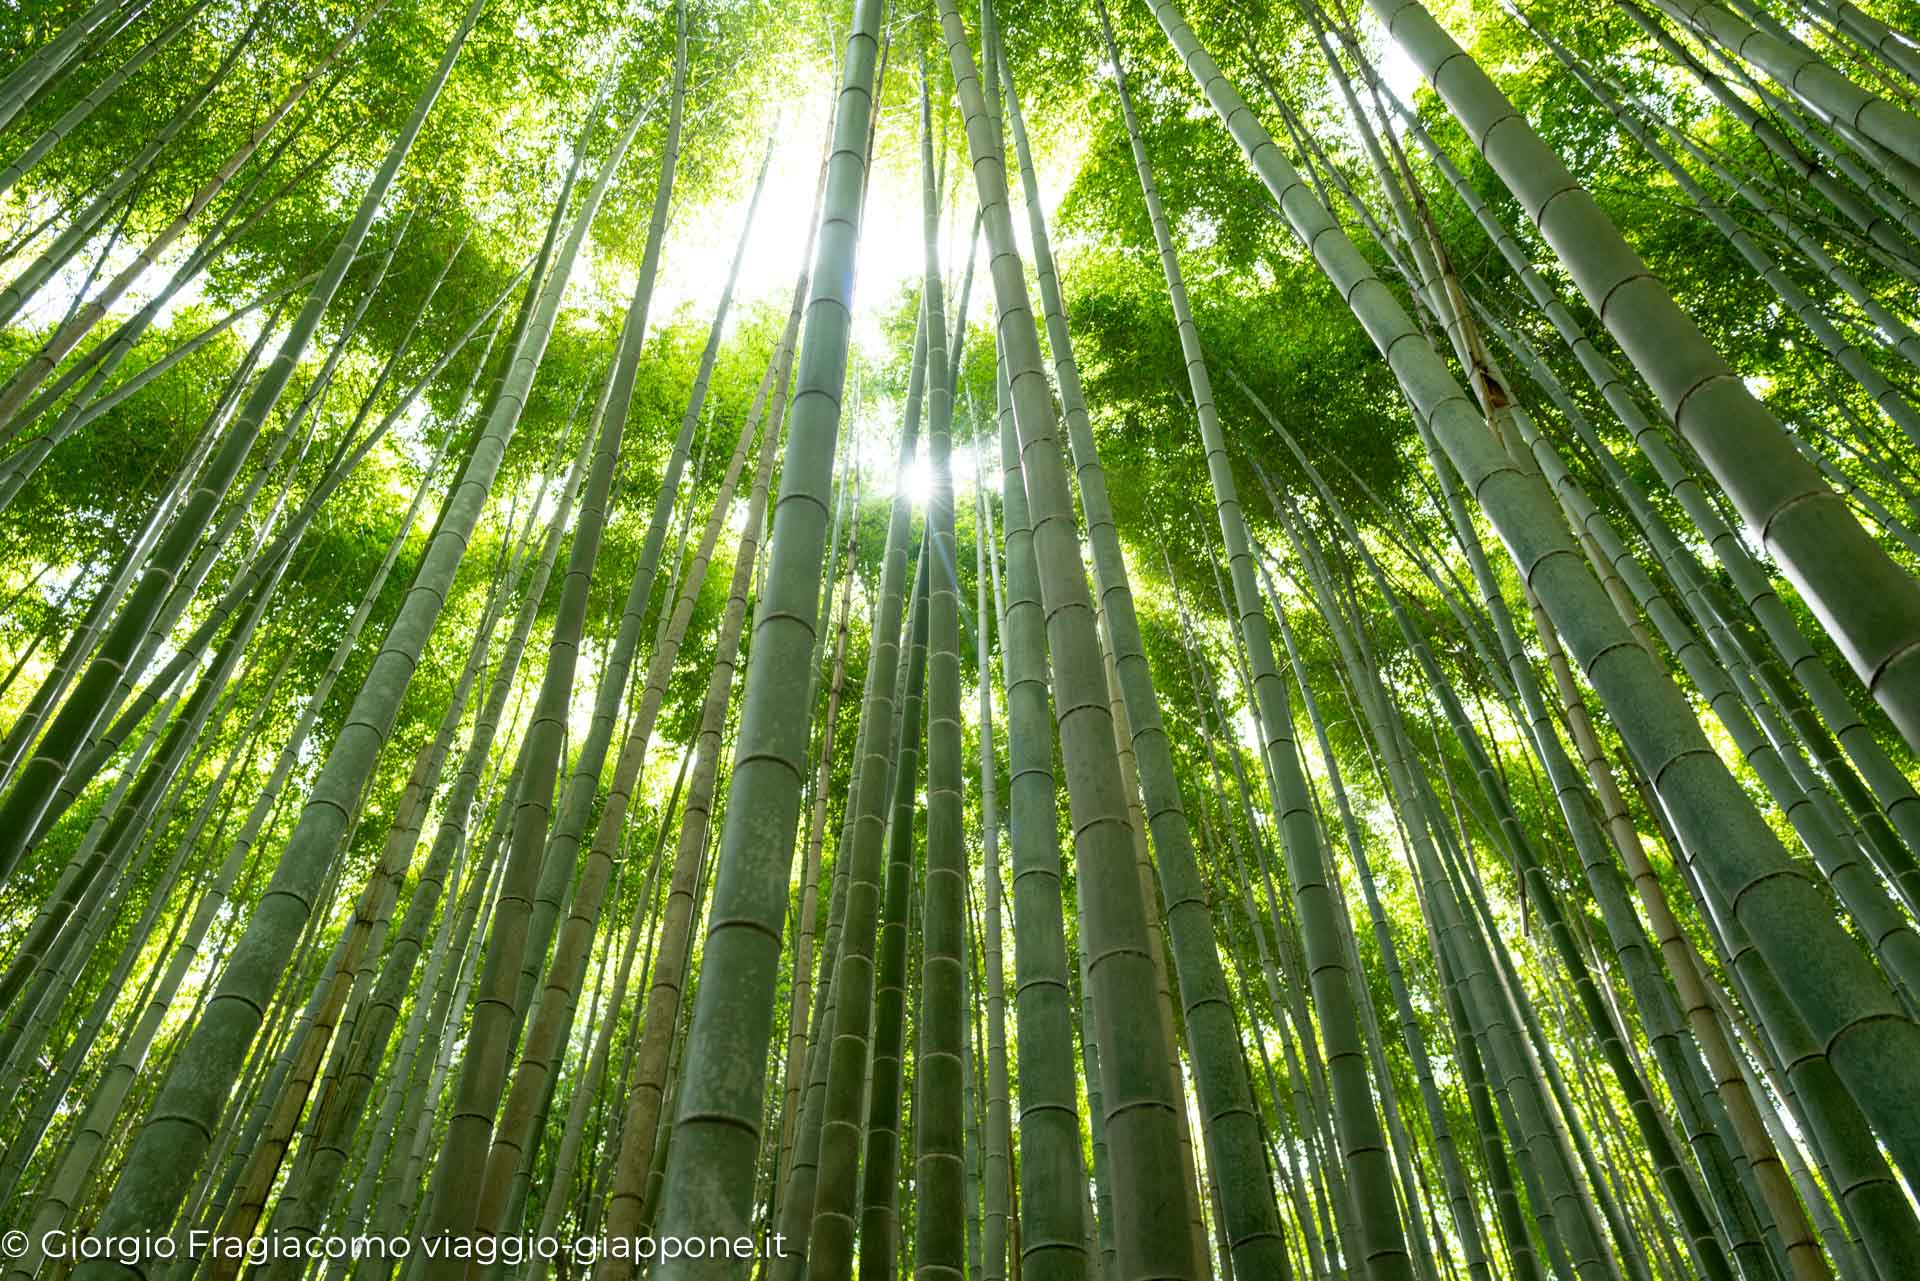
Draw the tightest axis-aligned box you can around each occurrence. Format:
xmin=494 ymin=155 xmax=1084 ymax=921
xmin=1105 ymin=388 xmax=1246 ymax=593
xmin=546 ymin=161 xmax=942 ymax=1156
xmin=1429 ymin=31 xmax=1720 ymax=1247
xmin=1 ymin=0 xmax=1919 ymax=1279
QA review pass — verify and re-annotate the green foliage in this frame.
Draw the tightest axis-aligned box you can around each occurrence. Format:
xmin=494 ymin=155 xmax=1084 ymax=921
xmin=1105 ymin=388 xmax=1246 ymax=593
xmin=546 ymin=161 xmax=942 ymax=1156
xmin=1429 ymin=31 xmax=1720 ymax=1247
xmin=6 ymin=0 xmax=1920 ymax=1273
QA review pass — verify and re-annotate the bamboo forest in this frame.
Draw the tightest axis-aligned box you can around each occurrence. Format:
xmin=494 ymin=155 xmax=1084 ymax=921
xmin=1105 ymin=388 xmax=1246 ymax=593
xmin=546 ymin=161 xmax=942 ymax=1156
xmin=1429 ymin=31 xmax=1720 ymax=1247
xmin=15 ymin=0 xmax=1920 ymax=1276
